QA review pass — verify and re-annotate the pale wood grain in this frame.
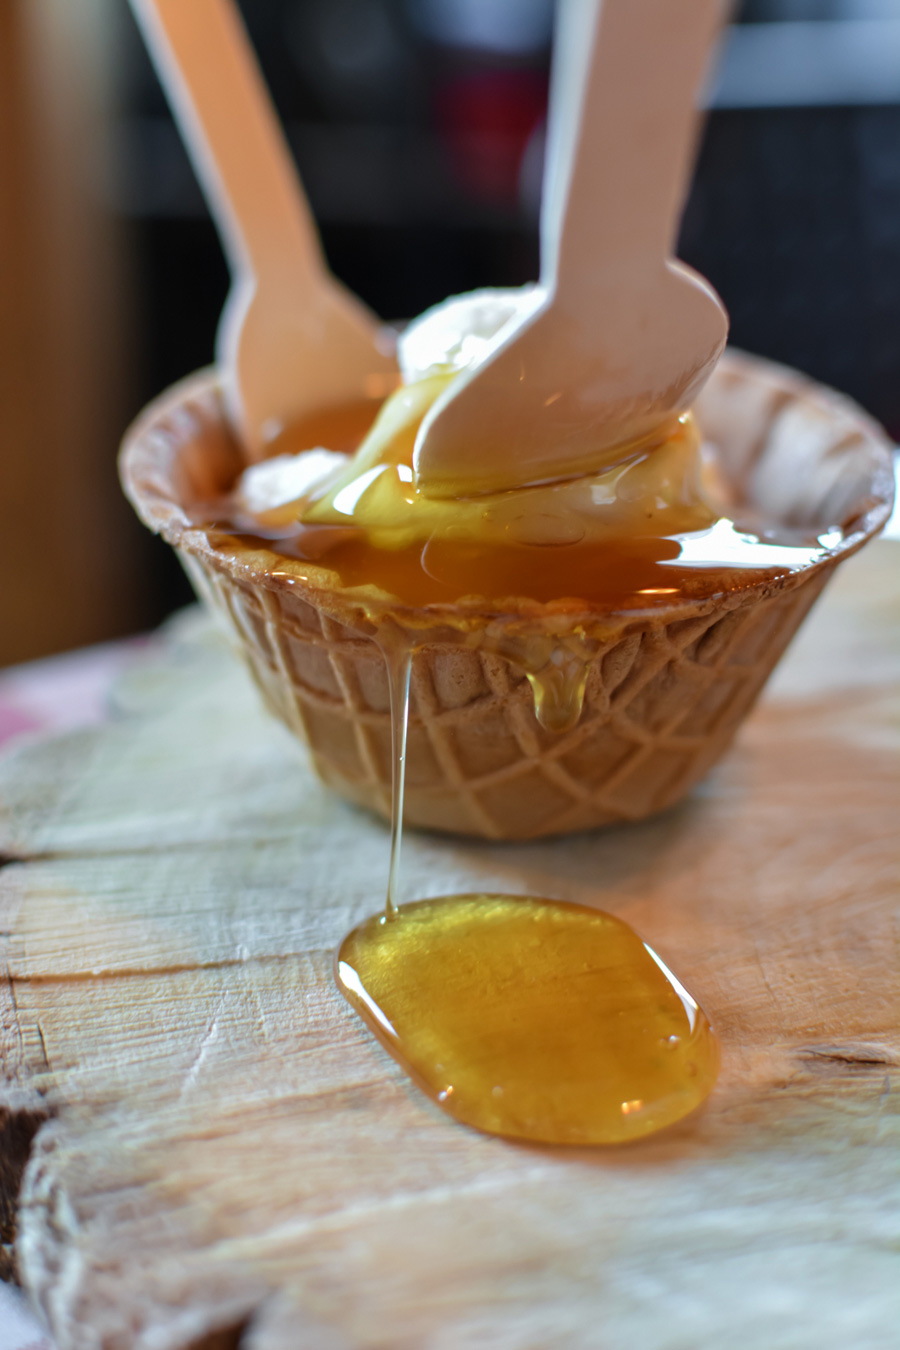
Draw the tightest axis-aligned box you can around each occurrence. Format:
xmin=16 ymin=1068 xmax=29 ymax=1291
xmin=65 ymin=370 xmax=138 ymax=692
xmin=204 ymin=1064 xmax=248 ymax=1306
xmin=0 ymin=541 xmax=898 ymax=1349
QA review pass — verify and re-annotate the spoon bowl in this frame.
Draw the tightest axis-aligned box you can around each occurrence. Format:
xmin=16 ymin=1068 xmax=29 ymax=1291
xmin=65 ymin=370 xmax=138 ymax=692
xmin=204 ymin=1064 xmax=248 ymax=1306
xmin=415 ymin=261 xmax=726 ymax=498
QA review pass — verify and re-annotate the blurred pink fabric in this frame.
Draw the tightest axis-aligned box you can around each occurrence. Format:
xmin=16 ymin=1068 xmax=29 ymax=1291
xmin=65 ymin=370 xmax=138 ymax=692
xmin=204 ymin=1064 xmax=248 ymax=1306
xmin=0 ymin=636 xmax=151 ymax=753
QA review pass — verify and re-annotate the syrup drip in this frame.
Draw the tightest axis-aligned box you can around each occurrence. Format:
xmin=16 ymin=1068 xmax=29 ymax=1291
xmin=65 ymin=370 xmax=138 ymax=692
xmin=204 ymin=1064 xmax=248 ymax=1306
xmin=383 ymin=641 xmax=412 ymax=918
xmin=334 ymin=643 xmax=721 ymax=1145
xmin=523 ymin=642 xmax=591 ymax=734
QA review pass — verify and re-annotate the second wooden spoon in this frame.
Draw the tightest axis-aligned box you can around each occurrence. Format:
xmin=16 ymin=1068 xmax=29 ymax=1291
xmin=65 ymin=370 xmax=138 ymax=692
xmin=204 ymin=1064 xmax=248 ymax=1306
xmin=413 ymin=0 xmax=730 ymax=498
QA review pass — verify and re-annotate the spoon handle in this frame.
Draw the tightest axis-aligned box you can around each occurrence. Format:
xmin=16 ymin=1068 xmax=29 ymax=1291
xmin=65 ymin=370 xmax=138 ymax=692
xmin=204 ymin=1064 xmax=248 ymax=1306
xmin=129 ymin=0 xmax=321 ymax=286
xmin=543 ymin=0 xmax=728 ymax=292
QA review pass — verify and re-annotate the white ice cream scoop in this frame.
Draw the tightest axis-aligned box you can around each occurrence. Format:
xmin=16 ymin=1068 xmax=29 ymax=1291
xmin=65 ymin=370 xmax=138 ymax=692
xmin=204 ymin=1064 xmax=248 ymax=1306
xmin=413 ymin=0 xmax=730 ymax=498
xmin=129 ymin=0 xmax=396 ymax=461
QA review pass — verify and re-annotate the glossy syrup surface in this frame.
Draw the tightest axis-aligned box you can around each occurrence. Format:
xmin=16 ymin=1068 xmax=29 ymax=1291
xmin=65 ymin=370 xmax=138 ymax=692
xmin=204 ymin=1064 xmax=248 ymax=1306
xmin=201 ymin=399 xmax=837 ymax=615
xmin=336 ymin=894 xmax=720 ymax=1145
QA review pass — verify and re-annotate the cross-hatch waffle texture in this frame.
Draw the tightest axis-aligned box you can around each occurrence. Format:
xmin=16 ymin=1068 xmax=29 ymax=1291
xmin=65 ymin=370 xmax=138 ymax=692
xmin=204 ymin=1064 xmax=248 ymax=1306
xmin=120 ymin=349 xmax=894 ymax=840
xmin=183 ymin=552 xmax=828 ymax=838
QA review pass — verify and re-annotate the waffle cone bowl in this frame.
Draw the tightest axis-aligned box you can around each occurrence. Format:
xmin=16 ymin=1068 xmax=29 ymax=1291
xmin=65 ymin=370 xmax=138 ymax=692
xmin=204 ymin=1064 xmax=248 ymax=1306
xmin=120 ymin=349 xmax=894 ymax=840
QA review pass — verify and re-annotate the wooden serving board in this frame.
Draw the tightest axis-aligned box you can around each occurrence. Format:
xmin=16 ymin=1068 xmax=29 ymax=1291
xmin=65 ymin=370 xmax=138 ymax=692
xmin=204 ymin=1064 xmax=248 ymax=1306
xmin=1 ymin=541 xmax=898 ymax=1350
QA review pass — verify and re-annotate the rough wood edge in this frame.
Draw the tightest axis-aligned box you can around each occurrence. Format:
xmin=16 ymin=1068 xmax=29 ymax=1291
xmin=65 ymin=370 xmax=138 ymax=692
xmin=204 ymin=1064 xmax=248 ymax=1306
xmin=1 ymin=835 xmax=53 ymax=1283
xmin=0 ymin=1105 xmax=49 ymax=1284
xmin=1 ymin=926 xmax=51 ymax=1284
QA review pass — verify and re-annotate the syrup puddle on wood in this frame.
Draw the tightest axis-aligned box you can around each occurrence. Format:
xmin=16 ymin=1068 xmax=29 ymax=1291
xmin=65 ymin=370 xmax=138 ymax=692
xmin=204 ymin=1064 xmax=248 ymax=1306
xmin=334 ymin=641 xmax=720 ymax=1146
xmin=197 ymin=394 xmax=832 ymax=1143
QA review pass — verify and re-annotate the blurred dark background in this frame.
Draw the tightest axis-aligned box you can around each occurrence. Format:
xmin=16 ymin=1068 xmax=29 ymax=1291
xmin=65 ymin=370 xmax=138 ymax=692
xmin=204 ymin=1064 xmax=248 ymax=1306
xmin=2 ymin=0 xmax=899 ymax=664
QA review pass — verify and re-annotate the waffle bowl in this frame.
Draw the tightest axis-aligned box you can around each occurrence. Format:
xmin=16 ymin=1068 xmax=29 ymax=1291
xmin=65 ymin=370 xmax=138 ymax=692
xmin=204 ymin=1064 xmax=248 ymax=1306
xmin=120 ymin=349 xmax=894 ymax=840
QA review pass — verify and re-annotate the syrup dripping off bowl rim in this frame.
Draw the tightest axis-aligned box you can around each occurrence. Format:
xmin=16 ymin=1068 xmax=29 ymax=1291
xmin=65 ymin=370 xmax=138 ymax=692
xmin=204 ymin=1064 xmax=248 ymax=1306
xmin=120 ymin=346 xmax=895 ymax=842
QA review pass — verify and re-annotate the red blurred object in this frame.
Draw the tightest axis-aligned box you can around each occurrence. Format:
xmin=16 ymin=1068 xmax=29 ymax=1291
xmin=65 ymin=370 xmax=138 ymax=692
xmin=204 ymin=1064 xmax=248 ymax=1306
xmin=433 ymin=69 xmax=547 ymax=204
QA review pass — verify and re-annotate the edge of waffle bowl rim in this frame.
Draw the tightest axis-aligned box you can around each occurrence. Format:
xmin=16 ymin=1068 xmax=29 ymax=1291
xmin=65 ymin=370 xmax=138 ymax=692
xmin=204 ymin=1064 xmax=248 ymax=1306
xmin=119 ymin=347 xmax=896 ymax=645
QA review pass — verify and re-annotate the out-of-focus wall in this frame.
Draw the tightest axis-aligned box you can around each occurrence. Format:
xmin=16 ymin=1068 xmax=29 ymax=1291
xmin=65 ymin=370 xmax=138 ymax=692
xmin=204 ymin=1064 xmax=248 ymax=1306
xmin=0 ymin=0 xmax=149 ymax=666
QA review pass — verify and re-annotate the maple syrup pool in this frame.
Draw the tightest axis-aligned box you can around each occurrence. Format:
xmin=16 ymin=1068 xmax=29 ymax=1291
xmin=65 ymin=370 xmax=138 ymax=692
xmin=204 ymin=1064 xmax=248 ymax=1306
xmin=336 ymin=894 xmax=719 ymax=1146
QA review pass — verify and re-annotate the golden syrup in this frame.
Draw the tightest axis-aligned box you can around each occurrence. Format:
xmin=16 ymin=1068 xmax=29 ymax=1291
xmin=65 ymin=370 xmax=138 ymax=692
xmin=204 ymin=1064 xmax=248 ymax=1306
xmin=336 ymin=893 xmax=719 ymax=1145
xmin=203 ymin=391 xmax=832 ymax=615
xmin=265 ymin=396 xmax=383 ymax=456
xmin=208 ymin=515 xmax=831 ymax=615
xmin=193 ymin=393 xmax=843 ymax=1145
xmin=329 ymin=635 xmax=720 ymax=1145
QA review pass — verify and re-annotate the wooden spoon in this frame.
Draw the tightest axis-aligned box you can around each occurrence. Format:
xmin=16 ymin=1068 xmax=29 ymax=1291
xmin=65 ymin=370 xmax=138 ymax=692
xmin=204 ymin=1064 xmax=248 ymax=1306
xmin=413 ymin=0 xmax=729 ymax=498
xmin=129 ymin=0 xmax=396 ymax=461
